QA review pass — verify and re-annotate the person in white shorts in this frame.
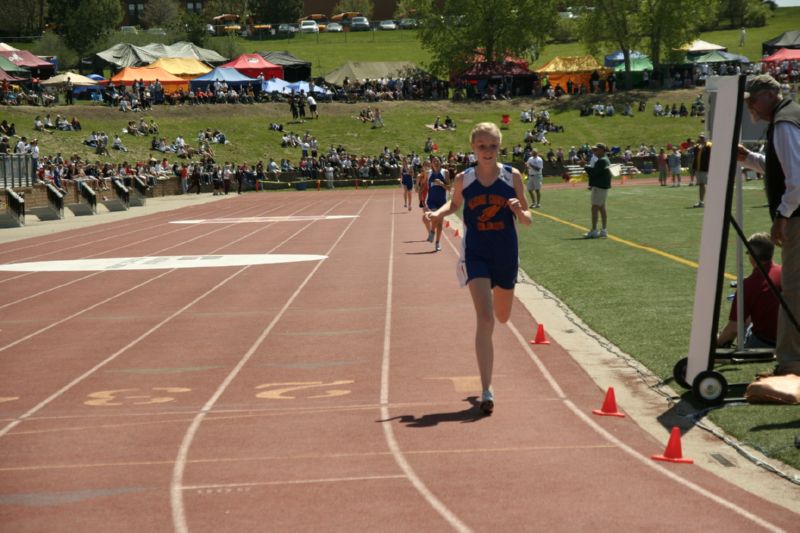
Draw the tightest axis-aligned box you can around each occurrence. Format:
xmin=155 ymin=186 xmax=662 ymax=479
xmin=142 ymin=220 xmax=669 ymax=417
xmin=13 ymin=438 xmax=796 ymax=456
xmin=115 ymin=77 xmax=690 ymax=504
xmin=525 ymin=149 xmax=544 ymax=208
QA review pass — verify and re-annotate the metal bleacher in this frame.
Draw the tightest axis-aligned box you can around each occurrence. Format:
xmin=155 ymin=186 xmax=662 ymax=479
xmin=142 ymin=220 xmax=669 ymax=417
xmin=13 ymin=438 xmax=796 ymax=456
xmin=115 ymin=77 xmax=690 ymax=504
xmin=66 ymin=181 xmax=97 ymax=216
xmin=28 ymin=183 xmax=65 ymax=221
xmin=0 ymin=188 xmax=25 ymax=228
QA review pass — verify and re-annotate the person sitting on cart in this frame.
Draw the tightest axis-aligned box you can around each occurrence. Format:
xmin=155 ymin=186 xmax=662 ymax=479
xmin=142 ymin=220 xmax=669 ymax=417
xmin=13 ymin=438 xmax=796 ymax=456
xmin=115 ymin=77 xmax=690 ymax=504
xmin=717 ymin=233 xmax=782 ymax=349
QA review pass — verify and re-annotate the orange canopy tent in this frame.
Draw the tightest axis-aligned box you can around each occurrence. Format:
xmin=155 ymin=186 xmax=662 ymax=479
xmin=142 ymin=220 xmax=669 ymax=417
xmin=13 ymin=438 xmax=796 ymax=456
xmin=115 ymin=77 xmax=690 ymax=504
xmin=109 ymin=66 xmax=188 ymax=93
xmin=535 ymin=55 xmax=611 ymax=91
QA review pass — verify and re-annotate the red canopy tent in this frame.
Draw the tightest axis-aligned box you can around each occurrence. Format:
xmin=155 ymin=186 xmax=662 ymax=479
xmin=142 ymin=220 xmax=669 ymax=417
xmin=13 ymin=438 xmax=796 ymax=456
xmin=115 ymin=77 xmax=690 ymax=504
xmin=221 ymin=54 xmax=283 ymax=79
xmin=0 ymin=50 xmax=53 ymax=71
xmin=763 ymin=47 xmax=800 ymax=64
xmin=0 ymin=68 xmax=25 ymax=82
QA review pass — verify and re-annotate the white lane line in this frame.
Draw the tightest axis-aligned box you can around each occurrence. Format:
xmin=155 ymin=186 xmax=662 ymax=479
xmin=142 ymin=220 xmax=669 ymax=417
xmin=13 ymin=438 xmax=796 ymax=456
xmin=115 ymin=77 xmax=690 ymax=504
xmin=504 ymin=322 xmax=785 ymax=533
xmin=170 ymin=198 xmax=368 ymax=533
xmin=183 ymin=475 xmax=407 ymax=491
xmin=0 ymin=200 xmax=337 ymax=434
xmin=440 ymin=223 xmax=784 ymax=532
xmin=379 ymin=192 xmax=471 ymax=533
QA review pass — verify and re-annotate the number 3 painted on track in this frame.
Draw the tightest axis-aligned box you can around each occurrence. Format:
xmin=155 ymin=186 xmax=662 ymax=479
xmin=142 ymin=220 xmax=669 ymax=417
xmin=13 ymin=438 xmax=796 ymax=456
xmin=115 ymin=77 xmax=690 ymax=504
xmin=255 ymin=381 xmax=354 ymax=400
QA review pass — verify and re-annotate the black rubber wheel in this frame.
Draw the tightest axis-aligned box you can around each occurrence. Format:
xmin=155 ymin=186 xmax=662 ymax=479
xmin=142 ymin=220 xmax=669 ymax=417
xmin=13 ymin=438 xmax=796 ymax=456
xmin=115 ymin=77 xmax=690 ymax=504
xmin=692 ymin=370 xmax=728 ymax=405
xmin=672 ymin=357 xmax=690 ymax=389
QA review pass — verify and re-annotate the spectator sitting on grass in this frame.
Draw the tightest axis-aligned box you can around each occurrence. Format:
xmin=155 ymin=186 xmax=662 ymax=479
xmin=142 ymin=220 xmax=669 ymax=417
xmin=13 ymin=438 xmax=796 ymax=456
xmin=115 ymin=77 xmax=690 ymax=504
xmin=43 ymin=114 xmax=55 ymax=129
xmin=33 ymin=116 xmax=44 ymax=131
xmin=112 ymin=135 xmax=128 ymax=152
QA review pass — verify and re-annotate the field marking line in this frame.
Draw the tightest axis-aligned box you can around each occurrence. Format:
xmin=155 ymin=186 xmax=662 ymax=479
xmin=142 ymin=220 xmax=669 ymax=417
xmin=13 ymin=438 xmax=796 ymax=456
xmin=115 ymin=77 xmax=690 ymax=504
xmin=170 ymin=197 xmax=366 ymax=533
xmin=380 ymin=192 xmax=472 ymax=533
xmin=531 ymin=210 xmax=736 ymax=280
xmin=505 ymin=321 xmax=784 ymax=533
xmin=0 ymin=200 xmax=332 ymax=435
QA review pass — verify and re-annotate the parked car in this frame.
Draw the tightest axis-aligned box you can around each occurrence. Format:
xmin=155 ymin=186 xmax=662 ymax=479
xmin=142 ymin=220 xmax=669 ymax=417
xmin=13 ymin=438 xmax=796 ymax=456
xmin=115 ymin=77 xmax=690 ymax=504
xmin=399 ymin=18 xmax=418 ymax=29
xmin=146 ymin=27 xmax=167 ymax=36
xmin=325 ymin=22 xmax=343 ymax=32
xmin=299 ymin=14 xmax=328 ymax=32
xmin=350 ymin=16 xmax=370 ymax=31
xmin=299 ymin=20 xmax=319 ymax=33
xmin=277 ymin=23 xmax=298 ymax=34
xmin=119 ymin=26 xmax=138 ymax=34
xmin=378 ymin=20 xmax=397 ymax=31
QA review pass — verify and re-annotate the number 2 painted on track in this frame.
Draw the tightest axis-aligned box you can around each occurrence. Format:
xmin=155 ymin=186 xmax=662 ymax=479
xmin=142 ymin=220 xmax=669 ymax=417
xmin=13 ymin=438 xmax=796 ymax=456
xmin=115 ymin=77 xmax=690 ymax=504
xmin=255 ymin=381 xmax=354 ymax=400
xmin=84 ymin=387 xmax=191 ymax=406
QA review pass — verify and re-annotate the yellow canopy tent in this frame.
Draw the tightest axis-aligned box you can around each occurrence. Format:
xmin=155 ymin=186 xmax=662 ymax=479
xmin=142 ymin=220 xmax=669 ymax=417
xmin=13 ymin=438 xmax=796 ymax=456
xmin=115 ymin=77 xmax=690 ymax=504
xmin=147 ymin=57 xmax=211 ymax=80
xmin=535 ymin=55 xmax=611 ymax=92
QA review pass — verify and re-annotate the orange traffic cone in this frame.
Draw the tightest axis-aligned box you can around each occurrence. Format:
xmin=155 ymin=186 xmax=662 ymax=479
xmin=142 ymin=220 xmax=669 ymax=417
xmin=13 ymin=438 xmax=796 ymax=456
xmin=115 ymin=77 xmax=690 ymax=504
xmin=592 ymin=387 xmax=625 ymax=417
xmin=529 ymin=324 xmax=550 ymax=345
xmin=651 ymin=427 xmax=693 ymax=464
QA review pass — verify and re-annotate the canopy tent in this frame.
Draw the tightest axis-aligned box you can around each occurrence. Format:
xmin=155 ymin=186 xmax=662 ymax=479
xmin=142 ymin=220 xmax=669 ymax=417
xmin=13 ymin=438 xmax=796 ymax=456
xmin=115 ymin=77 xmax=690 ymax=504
xmin=0 ymin=43 xmax=20 ymax=51
xmin=221 ymin=54 xmax=283 ymax=79
xmin=613 ymin=56 xmax=653 ymax=88
xmin=0 ymin=69 xmax=25 ymax=82
xmin=762 ymin=30 xmax=800 ymax=56
xmin=0 ymin=50 xmax=54 ymax=71
xmin=604 ymin=50 xmax=647 ymax=67
xmin=323 ymin=61 xmax=417 ymax=86
xmin=190 ymin=67 xmax=258 ymax=90
xmin=261 ymin=77 xmax=291 ymax=93
xmin=109 ymin=66 xmax=188 ymax=93
xmin=689 ymin=50 xmax=748 ymax=64
xmin=148 ymin=57 xmax=211 ymax=80
xmin=96 ymin=42 xmax=227 ymax=69
xmin=41 ymin=72 xmax=99 ymax=87
xmin=535 ymin=55 xmax=612 ymax=91
xmin=763 ymin=47 xmax=800 ymax=64
xmin=0 ymin=55 xmax=28 ymax=76
xmin=614 ymin=56 xmax=652 ymax=72
xmin=96 ymin=43 xmax=159 ymax=69
xmin=259 ymin=51 xmax=311 ymax=83
xmin=141 ymin=42 xmax=227 ymax=64
xmin=679 ymin=39 xmax=727 ymax=54
xmin=285 ymin=80 xmax=332 ymax=95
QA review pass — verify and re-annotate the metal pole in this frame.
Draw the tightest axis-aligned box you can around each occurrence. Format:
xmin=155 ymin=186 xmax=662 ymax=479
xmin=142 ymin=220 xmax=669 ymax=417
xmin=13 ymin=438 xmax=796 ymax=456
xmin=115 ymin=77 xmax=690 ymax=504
xmin=735 ymin=165 xmax=745 ymax=346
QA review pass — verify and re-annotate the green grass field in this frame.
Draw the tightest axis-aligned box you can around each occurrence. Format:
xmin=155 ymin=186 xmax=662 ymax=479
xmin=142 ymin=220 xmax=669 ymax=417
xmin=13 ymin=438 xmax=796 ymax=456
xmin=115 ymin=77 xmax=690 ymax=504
xmin=3 ymin=8 xmax=799 ymax=472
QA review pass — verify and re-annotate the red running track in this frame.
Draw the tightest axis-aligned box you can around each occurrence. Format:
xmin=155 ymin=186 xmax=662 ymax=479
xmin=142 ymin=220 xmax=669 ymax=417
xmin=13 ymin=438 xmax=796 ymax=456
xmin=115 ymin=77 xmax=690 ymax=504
xmin=0 ymin=189 xmax=796 ymax=532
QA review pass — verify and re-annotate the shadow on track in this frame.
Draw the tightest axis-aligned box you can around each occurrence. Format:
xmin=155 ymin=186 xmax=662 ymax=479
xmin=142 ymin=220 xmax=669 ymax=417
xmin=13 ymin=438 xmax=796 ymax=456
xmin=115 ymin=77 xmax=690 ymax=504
xmin=378 ymin=397 xmax=488 ymax=427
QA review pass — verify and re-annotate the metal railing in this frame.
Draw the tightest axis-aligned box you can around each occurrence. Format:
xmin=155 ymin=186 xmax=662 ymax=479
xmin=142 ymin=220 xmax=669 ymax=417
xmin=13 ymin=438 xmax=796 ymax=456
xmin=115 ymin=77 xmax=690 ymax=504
xmin=0 ymin=154 xmax=33 ymax=189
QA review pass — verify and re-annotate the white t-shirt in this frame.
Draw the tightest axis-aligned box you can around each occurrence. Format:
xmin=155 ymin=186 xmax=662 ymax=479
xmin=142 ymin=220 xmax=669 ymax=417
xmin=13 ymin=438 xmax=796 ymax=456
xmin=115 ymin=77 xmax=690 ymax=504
xmin=526 ymin=155 xmax=543 ymax=177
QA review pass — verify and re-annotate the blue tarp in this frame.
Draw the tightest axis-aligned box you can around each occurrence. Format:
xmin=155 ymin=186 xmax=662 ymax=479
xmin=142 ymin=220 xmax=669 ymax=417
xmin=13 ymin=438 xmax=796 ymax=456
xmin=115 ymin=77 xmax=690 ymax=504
xmin=190 ymin=67 xmax=258 ymax=89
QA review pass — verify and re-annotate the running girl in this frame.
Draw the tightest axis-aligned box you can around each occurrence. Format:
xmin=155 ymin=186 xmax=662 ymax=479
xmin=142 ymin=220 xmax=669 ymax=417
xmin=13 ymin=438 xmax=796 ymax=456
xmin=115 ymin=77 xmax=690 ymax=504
xmin=426 ymin=122 xmax=532 ymax=414
xmin=400 ymin=158 xmax=414 ymax=210
xmin=424 ymin=156 xmax=450 ymax=251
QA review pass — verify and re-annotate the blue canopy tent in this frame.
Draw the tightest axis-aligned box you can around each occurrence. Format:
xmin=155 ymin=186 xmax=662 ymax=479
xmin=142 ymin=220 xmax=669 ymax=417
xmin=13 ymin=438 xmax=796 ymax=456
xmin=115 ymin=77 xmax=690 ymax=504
xmin=190 ymin=67 xmax=259 ymax=91
xmin=286 ymin=81 xmax=332 ymax=95
xmin=72 ymin=73 xmax=105 ymax=100
xmin=261 ymin=77 xmax=290 ymax=93
xmin=604 ymin=50 xmax=647 ymax=68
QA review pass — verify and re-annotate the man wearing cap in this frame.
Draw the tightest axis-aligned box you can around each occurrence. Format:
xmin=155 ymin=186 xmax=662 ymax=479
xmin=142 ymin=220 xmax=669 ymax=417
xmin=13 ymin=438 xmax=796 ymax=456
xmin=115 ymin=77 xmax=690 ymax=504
xmin=693 ymin=132 xmax=712 ymax=207
xmin=737 ymin=73 xmax=800 ymax=376
xmin=583 ymin=143 xmax=612 ymax=238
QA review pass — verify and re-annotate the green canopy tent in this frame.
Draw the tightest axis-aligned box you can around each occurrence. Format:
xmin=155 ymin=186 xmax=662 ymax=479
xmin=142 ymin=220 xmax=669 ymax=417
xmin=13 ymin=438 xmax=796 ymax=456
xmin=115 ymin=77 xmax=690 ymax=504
xmin=614 ymin=56 xmax=652 ymax=87
xmin=0 ymin=54 xmax=29 ymax=78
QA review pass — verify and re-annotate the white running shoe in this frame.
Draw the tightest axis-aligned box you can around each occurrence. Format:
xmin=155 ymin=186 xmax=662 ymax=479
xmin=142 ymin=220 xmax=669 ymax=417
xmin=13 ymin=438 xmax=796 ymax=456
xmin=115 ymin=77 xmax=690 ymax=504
xmin=435 ymin=242 xmax=441 ymax=252
xmin=584 ymin=229 xmax=599 ymax=239
xmin=480 ymin=390 xmax=494 ymax=415
xmin=599 ymin=229 xmax=607 ymax=238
